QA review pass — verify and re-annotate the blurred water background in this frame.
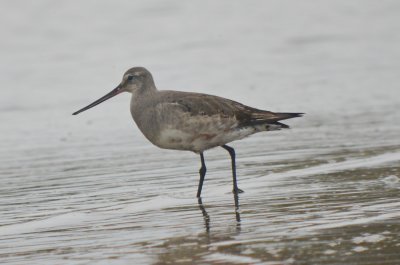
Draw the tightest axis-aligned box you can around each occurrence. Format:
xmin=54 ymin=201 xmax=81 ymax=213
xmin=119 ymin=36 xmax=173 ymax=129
xmin=1 ymin=0 xmax=399 ymax=264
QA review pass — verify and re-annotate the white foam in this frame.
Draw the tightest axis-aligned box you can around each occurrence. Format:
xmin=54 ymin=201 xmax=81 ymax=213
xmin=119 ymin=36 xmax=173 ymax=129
xmin=352 ymin=234 xmax=386 ymax=244
xmin=297 ymin=212 xmax=400 ymax=233
xmin=381 ymin=175 xmax=400 ymax=186
xmin=0 ymin=196 xmax=196 ymax=237
xmin=205 ymin=253 xmax=264 ymax=265
xmin=243 ymin=151 xmax=400 ymax=191
xmin=0 ymin=212 xmax=93 ymax=237
xmin=353 ymin=246 xmax=368 ymax=252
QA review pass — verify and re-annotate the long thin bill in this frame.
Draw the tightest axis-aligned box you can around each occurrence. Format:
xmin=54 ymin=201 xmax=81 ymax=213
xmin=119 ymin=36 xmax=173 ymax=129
xmin=72 ymin=85 xmax=122 ymax=115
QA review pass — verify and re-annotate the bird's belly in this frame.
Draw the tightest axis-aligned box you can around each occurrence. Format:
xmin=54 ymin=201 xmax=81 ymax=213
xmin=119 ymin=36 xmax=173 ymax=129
xmin=155 ymin=127 xmax=255 ymax=153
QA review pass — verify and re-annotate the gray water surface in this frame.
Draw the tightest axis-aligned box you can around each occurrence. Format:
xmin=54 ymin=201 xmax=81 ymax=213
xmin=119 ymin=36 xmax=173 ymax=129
xmin=1 ymin=1 xmax=400 ymax=264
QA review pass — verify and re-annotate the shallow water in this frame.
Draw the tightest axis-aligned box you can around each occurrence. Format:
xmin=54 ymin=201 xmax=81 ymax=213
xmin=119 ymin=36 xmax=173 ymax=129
xmin=1 ymin=1 xmax=400 ymax=264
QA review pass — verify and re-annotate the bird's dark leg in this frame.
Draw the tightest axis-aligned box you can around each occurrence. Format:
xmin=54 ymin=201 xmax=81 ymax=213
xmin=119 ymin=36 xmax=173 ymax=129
xmin=196 ymin=152 xmax=207 ymax=197
xmin=222 ymin=145 xmax=244 ymax=194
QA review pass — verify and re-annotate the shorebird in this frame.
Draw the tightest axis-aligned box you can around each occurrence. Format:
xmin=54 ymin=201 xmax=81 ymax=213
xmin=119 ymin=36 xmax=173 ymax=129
xmin=73 ymin=67 xmax=303 ymax=197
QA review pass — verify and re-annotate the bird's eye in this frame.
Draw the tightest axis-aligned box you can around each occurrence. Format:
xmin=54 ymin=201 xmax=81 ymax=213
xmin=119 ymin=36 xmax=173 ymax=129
xmin=127 ymin=75 xmax=134 ymax=81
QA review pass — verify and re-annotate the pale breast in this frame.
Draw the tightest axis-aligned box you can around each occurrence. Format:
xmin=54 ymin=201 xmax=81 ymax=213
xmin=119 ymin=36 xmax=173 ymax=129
xmin=155 ymin=115 xmax=256 ymax=153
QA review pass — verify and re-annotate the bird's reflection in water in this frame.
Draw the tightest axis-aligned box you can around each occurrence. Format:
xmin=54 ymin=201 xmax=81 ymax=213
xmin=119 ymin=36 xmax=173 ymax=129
xmin=154 ymin=195 xmax=242 ymax=264
xmin=234 ymin=193 xmax=241 ymax=232
xmin=197 ymin=197 xmax=211 ymax=233
xmin=197 ymin=194 xmax=241 ymax=234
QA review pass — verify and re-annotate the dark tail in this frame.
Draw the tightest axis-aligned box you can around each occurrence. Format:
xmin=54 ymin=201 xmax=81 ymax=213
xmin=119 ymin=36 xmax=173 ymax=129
xmin=241 ymin=110 xmax=304 ymax=129
xmin=274 ymin=112 xmax=304 ymax=121
xmin=266 ymin=113 xmax=304 ymax=130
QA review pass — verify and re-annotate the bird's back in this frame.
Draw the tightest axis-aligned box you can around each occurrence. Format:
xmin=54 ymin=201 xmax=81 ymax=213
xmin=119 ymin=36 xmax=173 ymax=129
xmin=131 ymin=90 xmax=302 ymax=153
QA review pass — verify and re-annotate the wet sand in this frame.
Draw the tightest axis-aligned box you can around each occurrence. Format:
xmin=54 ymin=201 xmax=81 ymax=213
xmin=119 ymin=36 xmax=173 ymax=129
xmin=1 ymin=1 xmax=400 ymax=264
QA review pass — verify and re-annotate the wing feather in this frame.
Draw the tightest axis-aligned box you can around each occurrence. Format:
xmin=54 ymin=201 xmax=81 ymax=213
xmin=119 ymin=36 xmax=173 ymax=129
xmin=155 ymin=91 xmax=303 ymax=129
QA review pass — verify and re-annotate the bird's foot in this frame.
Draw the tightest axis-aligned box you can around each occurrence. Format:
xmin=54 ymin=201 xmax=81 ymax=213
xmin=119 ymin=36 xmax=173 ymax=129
xmin=233 ymin=188 xmax=244 ymax=194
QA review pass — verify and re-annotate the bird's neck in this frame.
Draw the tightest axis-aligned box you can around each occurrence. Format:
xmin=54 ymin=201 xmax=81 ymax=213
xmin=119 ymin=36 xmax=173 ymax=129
xmin=132 ymin=82 xmax=158 ymax=100
xmin=142 ymin=75 xmax=158 ymax=92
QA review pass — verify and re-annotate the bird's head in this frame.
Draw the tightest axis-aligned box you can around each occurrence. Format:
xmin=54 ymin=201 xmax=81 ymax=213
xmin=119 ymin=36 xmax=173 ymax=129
xmin=72 ymin=67 xmax=155 ymax=115
xmin=120 ymin=67 xmax=155 ymax=93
